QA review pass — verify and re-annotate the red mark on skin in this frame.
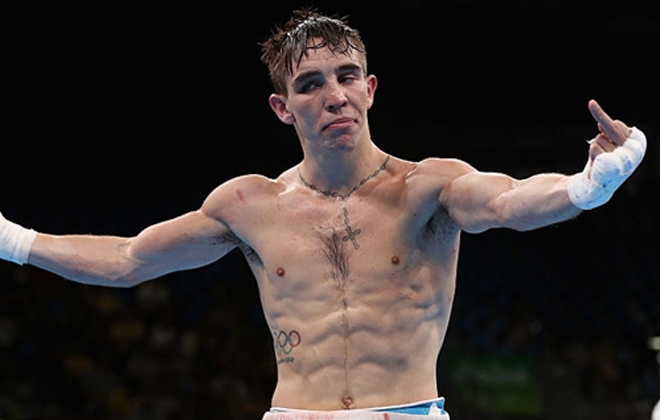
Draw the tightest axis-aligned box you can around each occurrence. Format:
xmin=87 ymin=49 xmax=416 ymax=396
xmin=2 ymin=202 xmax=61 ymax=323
xmin=235 ymin=189 xmax=245 ymax=201
xmin=277 ymin=268 xmax=285 ymax=277
xmin=391 ymin=256 xmax=400 ymax=265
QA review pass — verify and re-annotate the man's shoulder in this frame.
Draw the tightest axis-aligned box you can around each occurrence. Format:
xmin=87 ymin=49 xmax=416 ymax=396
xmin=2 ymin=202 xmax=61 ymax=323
xmin=402 ymin=157 xmax=476 ymax=187
xmin=206 ymin=173 xmax=288 ymax=204
xmin=416 ymin=157 xmax=475 ymax=175
xmin=382 ymin=157 xmax=472 ymax=233
xmin=200 ymin=172 xmax=290 ymax=221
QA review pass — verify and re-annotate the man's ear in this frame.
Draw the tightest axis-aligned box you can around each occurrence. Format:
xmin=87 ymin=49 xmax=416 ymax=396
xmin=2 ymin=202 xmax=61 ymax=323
xmin=269 ymin=94 xmax=296 ymax=125
xmin=366 ymin=74 xmax=378 ymax=110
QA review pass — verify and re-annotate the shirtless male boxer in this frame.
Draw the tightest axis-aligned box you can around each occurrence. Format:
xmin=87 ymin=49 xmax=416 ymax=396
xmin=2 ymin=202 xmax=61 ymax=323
xmin=0 ymin=10 xmax=648 ymax=420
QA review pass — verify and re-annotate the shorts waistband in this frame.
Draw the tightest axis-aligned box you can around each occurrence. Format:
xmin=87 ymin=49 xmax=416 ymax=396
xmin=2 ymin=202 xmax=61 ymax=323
xmin=266 ymin=397 xmax=449 ymax=419
xmin=263 ymin=412 xmax=448 ymax=420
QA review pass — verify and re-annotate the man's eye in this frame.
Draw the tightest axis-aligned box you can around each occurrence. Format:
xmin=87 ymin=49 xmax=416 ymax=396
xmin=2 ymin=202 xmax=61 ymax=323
xmin=340 ymin=75 xmax=356 ymax=84
xmin=299 ymin=82 xmax=321 ymax=93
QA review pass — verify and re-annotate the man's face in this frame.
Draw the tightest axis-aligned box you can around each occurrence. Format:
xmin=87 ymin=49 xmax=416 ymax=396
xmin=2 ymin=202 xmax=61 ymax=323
xmin=269 ymin=43 xmax=377 ymax=152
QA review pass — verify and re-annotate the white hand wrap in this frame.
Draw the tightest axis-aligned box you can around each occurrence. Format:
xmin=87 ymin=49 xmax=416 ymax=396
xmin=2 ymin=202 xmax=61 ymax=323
xmin=0 ymin=213 xmax=37 ymax=265
xmin=568 ymin=126 xmax=647 ymax=210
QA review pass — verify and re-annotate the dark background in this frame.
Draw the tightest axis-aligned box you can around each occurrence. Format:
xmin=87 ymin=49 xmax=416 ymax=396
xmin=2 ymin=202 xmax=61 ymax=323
xmin=1 ymin=1 xmax=659 ymax=419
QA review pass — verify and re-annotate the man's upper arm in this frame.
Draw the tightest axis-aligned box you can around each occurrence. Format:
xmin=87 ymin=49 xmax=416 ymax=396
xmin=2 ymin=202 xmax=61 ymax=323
xmin=414 ymin=158 xmax=499 ymax=233
xmin=439 ymin=167 xmax=518 ymax=234
xmin=126 ymin=210 xmax=235 ymax=279
xmin=126 ymin=180 xmax=244 ymax=280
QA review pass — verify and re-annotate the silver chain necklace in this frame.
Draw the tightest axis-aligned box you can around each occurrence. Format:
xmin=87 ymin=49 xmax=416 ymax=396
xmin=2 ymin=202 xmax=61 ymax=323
xmin=297 ymin=155 xmax=390 ymax=250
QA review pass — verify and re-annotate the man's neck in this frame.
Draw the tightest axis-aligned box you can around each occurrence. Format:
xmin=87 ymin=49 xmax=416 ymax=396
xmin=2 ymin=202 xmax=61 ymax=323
xmin=299 ymin=140 xmax=387 ymax=195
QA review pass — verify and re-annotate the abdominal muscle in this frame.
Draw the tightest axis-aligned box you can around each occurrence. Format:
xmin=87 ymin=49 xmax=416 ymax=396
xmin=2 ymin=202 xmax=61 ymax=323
xmin=259 ymin=252 xmax=455 ymax=411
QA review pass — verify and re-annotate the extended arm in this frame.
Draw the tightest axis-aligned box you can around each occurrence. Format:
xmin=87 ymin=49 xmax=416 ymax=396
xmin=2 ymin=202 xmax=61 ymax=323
xmin=28 ymin=209 xmax=234 ymax=287
xmin=441 ymin=100 xmax=647 ymax=233
xmin=441 ymin=171 xmax=580 ymax=233
xmin=1 ymin=186 xmax=238 ymax=287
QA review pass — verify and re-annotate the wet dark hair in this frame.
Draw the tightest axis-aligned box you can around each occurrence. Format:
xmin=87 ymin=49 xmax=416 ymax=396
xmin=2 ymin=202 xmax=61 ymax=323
xmin=260 ymin=9 xmax=367 ymax=96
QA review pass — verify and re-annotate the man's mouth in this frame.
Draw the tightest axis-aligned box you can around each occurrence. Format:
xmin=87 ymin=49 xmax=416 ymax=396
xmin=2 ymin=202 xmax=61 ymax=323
xmin=323 ymin=117 xmax=356 ymax=131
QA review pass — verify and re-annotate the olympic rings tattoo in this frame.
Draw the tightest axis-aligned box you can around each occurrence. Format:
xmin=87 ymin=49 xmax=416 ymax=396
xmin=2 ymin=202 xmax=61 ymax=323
xmin=274 ymin=330 xmax=301 ymax=355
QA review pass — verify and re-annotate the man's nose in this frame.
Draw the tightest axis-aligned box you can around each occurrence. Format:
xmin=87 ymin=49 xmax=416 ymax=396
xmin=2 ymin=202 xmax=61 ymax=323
xmin=325 ymin=83 xmax=348 ymax=112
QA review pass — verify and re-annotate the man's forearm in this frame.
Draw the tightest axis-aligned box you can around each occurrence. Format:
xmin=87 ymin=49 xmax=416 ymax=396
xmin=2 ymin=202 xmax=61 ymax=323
xmin=496 ymin=174 xmax=582 ymax=232
xmin=28 ymin=234 xmax=141 ymax=287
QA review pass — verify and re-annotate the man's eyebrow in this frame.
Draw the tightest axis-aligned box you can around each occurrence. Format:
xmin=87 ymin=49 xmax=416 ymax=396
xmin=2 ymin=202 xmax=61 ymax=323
xmin=336 ymin=63 xmax=362 ymax=74
xmin=292 ymin=70 xmax=322 ymax=86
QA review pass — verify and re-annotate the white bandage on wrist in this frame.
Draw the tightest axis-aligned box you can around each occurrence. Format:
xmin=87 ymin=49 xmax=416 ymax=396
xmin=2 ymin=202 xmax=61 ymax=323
xmin=0 ymin=213 xmax=37 ymax=265
xmin=568 ymin=127 xmax=647 ymax=210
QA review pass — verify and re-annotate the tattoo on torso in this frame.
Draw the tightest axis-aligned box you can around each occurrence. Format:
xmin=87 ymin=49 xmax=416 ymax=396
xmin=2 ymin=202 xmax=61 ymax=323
xmin=273 ymin=329 xmax=301 ymax=364
xmin=217 ymin=231 xmax=262 ymax=264
xmin=340 ymin=202 xmax=361 ymax=250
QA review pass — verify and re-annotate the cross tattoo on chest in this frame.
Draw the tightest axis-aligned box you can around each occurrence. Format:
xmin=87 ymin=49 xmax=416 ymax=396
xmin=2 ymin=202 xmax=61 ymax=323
xmin=341 ymin=202 xmax=361 ymax=250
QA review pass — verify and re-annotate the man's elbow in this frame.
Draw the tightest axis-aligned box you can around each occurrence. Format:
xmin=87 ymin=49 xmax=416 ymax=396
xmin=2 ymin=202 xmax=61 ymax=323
xmin=110 ymin=273 xmax=147 ymax=288
xmin=65 ymin=269 xmax=145 ymax=288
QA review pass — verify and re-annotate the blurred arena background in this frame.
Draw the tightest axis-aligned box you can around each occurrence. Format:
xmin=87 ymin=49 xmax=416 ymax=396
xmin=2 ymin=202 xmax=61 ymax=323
xmin=1 ymin=1 xmax=659 ymax=418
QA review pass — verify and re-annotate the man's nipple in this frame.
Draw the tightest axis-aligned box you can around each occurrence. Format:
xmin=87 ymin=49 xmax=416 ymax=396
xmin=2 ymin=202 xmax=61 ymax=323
xmin=276 ymin=267 xmax=286 ymax=277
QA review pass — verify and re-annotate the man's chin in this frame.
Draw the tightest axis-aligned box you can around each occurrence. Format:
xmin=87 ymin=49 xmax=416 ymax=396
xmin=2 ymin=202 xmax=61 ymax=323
xmin=322 ymin=131 xmax=360 ymax=152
